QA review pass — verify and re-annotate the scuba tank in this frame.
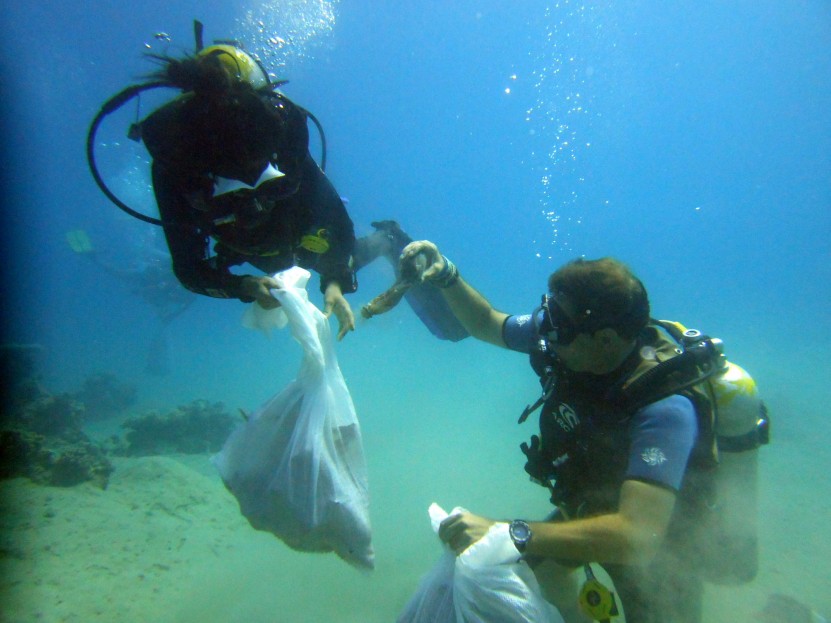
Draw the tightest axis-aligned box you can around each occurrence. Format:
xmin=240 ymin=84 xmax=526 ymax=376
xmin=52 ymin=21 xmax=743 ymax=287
xmin=701 ymin=358 xmax=770 ymax=584
xmin=641 ymin=323 xmax=770 ymax=585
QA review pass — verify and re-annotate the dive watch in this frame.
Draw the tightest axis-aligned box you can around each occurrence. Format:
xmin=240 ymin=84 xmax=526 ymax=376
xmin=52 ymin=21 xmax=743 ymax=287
xmin=509 ymin=519 xmax=532 ymax=552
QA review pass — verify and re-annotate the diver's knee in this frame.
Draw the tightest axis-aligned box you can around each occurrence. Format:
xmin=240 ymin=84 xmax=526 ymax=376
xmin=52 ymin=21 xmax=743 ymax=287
xmin=353 ymin=221 xmax=415 ymax=271
xmin=353 ymin=231 xmax=392 ymax=270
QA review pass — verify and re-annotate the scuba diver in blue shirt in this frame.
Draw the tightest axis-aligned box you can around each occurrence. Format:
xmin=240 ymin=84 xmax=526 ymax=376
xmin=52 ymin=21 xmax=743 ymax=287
xmin=87 ymin=21 xmax=468 ymax=342
xmin=398 ymin=240 xmax=769 ymax=623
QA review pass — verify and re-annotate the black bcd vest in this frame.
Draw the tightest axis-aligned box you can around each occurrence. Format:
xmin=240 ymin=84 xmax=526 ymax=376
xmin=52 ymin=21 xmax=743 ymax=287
xmin=522 ymin=322 xmax=719 ymax=517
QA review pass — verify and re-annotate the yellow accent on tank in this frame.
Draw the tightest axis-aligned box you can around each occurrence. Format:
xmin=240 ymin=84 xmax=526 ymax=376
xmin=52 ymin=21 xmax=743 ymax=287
xmin=713 ymin=362 xmax=759 ymax=407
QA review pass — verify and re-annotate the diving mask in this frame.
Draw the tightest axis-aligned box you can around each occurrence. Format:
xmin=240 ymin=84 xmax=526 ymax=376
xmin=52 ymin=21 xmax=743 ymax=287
xmin=540 ymin=294 xmax=583 ymax=346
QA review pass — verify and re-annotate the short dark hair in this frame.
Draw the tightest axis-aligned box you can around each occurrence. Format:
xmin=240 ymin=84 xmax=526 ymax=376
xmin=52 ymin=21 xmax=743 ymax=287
xmin=548 ymin=257 xmax=650 ymax=339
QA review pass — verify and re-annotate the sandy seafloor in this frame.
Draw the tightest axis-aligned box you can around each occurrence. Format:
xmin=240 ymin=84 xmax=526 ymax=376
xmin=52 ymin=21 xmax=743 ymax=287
xmin=1 ymin=318 xmax=829 ymax=623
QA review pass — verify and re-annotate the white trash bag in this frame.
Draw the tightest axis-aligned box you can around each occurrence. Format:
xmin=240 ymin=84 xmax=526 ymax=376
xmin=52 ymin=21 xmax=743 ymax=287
xmin=213 ymin=267 xmax=374 ymax=569
xmin=398 ymin=504 xmax=564 ymax=623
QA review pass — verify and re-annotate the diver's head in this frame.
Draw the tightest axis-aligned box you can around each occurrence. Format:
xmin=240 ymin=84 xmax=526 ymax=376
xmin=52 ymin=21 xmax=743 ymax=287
xmin=149 ymin=43 xmax=268 ymax=95
xmin=545 ymin=257 xmax=650 ymax=342
xmin=541 ymin=258 xmax=650 ymax=373
xmin=196 ymin=45 xmax=268 ymax=90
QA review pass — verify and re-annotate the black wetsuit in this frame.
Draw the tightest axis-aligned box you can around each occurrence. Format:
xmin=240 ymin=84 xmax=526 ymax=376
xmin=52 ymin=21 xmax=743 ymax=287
xmin=141 ymin=83 xmax=356 ymax=301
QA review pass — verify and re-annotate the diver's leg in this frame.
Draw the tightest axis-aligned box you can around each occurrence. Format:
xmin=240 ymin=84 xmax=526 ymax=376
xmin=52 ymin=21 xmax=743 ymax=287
xmin=532 ymin=560 xmax=591 ymax=623
xmin=603 ymin=556 xmax=703 ymax=623
xmin=353 ymin=220 xmax=412 ymax=272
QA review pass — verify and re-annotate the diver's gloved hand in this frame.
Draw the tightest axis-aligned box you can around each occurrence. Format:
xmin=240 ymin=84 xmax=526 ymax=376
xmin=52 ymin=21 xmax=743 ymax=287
xmin=323 ymin=281 xmax=355 ymax=341
xmin=401 ymin=240 xmax=460 ymax=288
xmin=400 ymin=240 xmax=444 ymax=282
xmin=241 ymin=275 xmax=282 ymax=309
xmin=437 ymin=509 xmax=498 ymax=556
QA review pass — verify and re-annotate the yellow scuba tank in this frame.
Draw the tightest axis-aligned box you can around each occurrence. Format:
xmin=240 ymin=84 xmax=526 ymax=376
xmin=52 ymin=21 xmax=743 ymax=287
xmin=702 ymin=360 xmax=770 ymax=585
xmin=648 ymin=322 xmax=770 ymax=585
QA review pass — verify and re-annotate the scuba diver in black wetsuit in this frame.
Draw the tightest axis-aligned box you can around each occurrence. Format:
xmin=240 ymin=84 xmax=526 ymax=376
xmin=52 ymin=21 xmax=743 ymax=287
xmin=140 ymin=42 xmax=358 ymax=340
xmin=87 ymin=21 xmax=467 ymax=342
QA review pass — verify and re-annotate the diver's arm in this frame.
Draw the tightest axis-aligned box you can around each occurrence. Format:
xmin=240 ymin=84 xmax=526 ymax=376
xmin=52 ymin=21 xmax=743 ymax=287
xmin=441 ymin=398 xmax=695 ymax=565
xmin=439 ymin=480 xmax=676 ymax=566
xmin=524 ymin=480 xmax=675 ymax=565
xmin=268 ymin=95 xmax=357 ymax=297
xmin=317 ymin=198 xmax=358 ymax=339
xmin=152 ymin=161 xmax=253 ymax=301
xmin=400 ymin=240 xmax=508 ymax=346
xmin=305 ymin=159 xmax=358 ymax=295
xmin=439 ymin=276 xmax=509 ymax=347
xmin=526 ymin=397 xmax=696 ymax=564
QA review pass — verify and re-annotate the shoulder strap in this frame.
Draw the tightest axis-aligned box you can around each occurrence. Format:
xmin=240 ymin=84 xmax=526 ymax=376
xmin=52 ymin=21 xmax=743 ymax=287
xmin=618 ymin=322 xmax=725 ymax=412
xmin=615 ymin=321 xmax=721 ymax=469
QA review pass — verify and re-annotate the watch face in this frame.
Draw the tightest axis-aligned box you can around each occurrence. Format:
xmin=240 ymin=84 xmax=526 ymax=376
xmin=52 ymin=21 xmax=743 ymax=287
xmin=510 ymin=520 xmax=531 ymax=546
xmin=512 ymin=522 xmax=530 ymax=539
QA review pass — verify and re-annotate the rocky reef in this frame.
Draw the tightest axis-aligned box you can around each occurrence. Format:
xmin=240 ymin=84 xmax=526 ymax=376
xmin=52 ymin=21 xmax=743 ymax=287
xmin=0 ymin=427 xmax=113 ymax=488
xmin=1 ymin=345 xmax=114 ymax=488
xmin=1 ymin=345 xmax=238 ymax=489
xmin=117 ymin=400 xmax=236 ymax=456
xmin=70 ymin=372 xmax=137 ymax=421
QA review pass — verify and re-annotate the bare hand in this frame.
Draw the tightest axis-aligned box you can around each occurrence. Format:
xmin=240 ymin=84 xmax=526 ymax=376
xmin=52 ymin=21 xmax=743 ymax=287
xmin=438 ymin=511 xmax=497 ymax=555
xmin=400 ymin=240 xmax=445 ymax=283
xmin=324 ymin=282 xmax=355 ymax=341
xmin=241 ymin=276 xmax=282 ymax=309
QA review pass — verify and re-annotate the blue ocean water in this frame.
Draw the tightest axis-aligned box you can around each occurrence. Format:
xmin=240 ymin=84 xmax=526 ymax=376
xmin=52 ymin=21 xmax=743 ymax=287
xmin=1 ymin=1 xmax=829 ymax=621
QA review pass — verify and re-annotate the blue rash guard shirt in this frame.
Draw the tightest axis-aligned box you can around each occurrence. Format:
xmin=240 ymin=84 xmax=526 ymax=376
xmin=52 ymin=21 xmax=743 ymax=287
xmin=502 ymin=311 xmax=698 ymax=492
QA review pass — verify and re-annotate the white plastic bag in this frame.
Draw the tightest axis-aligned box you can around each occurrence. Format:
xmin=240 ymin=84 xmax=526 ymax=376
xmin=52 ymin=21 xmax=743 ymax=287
xmin=398 ymin=504 xmax=564 ymax=623
xmin=213 ymin=267 xmax=373 ymax=569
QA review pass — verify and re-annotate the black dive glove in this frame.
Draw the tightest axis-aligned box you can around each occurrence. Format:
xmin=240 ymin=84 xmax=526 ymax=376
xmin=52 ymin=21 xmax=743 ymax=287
xmin=520 ymin=434 xmax=553 ymax=485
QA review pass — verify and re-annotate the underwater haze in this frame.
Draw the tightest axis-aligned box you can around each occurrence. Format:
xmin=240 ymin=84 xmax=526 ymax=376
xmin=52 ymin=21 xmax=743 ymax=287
xmin=1 ymin=1 xmax=830 ymax=622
